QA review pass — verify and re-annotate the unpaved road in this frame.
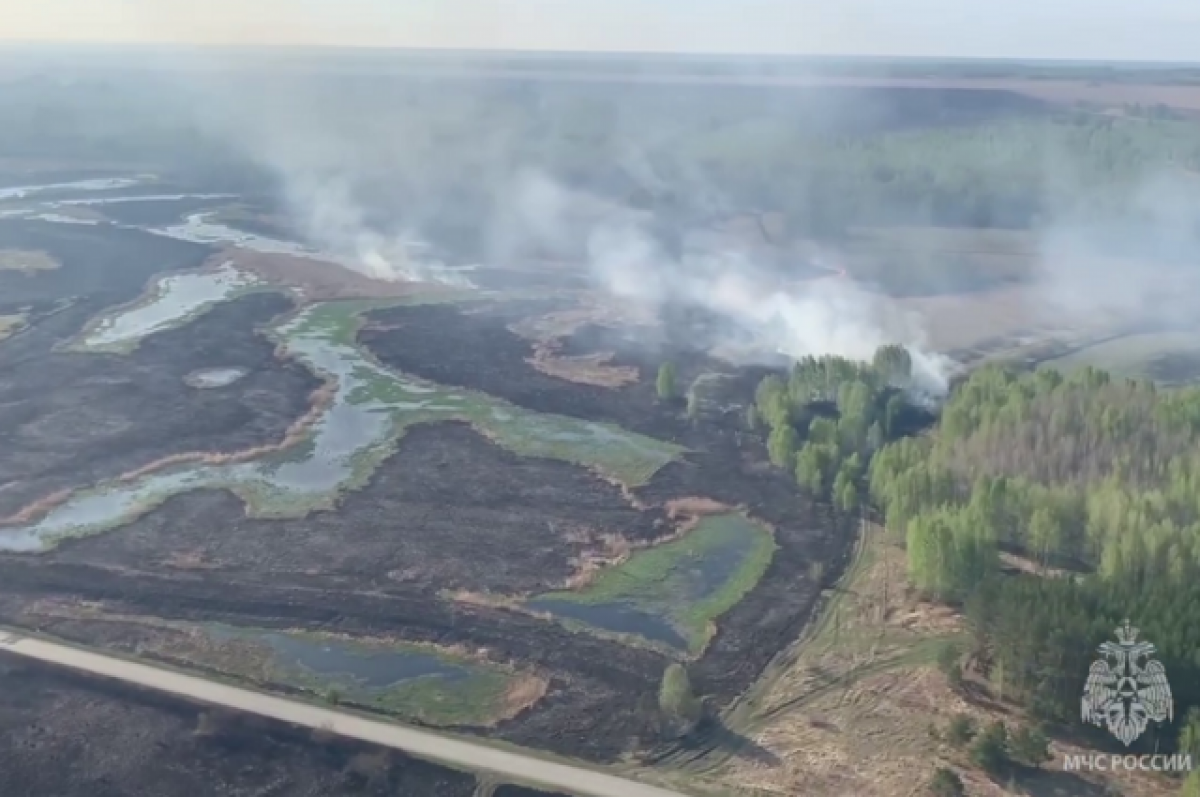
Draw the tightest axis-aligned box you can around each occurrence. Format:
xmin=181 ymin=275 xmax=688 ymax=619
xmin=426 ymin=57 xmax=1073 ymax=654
xmin=0 ymin=633 xmax=690 ymax=797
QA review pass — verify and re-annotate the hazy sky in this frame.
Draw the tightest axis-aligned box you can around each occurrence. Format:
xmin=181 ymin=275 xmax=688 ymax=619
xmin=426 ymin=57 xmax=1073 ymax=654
xmin=2 ymin=0 xmax=1198 ymax=61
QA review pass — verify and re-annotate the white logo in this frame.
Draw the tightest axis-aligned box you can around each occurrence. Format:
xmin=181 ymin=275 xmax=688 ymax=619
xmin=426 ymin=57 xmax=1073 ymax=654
xmin=1082 ymin=620 xmax=1173 ymax=746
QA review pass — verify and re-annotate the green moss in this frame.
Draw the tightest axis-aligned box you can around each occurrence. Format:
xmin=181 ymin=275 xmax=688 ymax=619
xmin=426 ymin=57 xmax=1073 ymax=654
xmin=538 ymin=513 xmax=778 ymax=653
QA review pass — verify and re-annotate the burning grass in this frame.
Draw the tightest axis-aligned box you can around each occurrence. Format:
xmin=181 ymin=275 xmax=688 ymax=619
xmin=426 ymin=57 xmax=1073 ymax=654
xmin=212 ymin=249 xmax=463 ymax=302
xmin=526 ymin=342 xmax=640 ymax=388
xmin=508 ymin=301 xmax=656 ymax=345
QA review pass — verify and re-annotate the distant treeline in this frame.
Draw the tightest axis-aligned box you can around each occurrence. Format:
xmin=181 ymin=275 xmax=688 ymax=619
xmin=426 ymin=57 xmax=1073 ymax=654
xmin=3 ymin=74 xmax=1197 ymax=249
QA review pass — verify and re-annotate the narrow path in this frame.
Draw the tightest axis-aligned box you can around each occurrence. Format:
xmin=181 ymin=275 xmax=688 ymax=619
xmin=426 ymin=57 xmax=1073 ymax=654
xmin=0 ymin=633 xmax=689 ymax=797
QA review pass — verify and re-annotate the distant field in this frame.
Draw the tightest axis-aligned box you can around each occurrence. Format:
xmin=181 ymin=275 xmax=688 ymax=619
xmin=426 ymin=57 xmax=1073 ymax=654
xmin=1040 ymin=331 xmax=1200 ymax=384
xmin=250 ymin=60 xmax=1200 ymax=109
xmin=741 ymin=76 xmax=1200 ymax=111
xmin=842 ymin=226 xmax=1038 ymax=296
xmin=895 ymin=285 xmax=1040 ymax=352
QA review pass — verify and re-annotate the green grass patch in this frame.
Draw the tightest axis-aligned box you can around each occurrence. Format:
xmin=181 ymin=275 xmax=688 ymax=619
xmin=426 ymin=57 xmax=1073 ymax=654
xmin=537 ymin=514 xmax=777 ymax=653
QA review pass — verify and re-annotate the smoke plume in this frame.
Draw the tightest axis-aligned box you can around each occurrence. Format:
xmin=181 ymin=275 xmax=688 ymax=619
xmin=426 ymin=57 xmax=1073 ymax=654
xmin=499 ymin=171 xmax=953 ymax=394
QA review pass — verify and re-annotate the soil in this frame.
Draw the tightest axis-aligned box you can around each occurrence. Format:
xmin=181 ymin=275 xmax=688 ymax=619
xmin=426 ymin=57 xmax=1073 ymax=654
xmin=0 ymin=656 xmax=480 ymax=797
xmin=0 ymin=422 xmax=676 ymax=759
xmin=0 ymin=291 xmax=320 ymax=518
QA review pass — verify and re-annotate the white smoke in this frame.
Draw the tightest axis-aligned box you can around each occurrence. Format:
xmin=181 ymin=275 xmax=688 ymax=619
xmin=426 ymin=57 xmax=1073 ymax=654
xmin=536 ymin=178 xmax=958 ymax=395
xmin=282 ymin=173 xmax=475 ymax=287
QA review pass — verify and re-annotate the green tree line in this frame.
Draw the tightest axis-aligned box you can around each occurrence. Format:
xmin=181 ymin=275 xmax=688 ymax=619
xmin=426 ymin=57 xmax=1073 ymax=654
xmin=751 ymin=344 xmax=917 ymax=512
xmin=868 ymin=363 xmax=1200 ymax=759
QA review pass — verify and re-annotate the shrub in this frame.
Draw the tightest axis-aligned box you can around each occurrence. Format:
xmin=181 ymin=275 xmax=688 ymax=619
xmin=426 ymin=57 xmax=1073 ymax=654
xmin=656 ymin=362 xmax=678 ymax=401
xmin=1009 ymin=724 xmax=1052 ymax=767
xmin=928 ymin=767 xmax=965 ymax=797
xmin=970 ymin=720 xmax=1009 ymax=774
xmin=659 ymin=663 xmax=701 ymax=732
xmin=945 ymin=713 xmax=976 ymax=748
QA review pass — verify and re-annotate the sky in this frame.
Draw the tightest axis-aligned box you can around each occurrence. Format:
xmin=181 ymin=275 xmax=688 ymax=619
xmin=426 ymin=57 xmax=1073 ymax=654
xmin=1 ymin=0 xmax=1198 ymax=62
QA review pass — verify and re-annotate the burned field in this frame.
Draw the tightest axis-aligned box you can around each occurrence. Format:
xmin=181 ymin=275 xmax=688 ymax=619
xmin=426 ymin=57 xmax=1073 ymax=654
xmin=0 ymin=656 xmax=502 ymax=797
xmin=46 ymin=422 xmax=669 ymax=596
xmin=0 ymin=290 xmax=318 ymax=519
xmin=0 ymin=220 xmax=320 ymax=518
xmin=0 ymin=227 xmax=848 ymax=766
xmin=359 ymin=298 xmax=713 ymax=438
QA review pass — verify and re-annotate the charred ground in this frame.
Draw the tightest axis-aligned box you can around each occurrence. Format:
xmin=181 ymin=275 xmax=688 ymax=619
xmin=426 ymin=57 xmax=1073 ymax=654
xmin=0 ymin=655 xmax=502 ymax=797
xmin=360 ymin=299 xmax=716 ymax=437
xmin=0 ymin=274 xmax=849 ymax=763
xmin=0 ymin=290 xmax=318 ymax=518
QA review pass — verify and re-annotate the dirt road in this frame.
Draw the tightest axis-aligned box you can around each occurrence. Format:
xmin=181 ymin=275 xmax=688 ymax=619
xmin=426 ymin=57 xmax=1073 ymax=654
xmin=0 ymin=632 xmax=690 ymax=797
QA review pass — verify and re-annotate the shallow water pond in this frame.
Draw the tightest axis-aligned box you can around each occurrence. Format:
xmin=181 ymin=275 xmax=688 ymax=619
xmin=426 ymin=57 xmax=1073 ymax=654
xmin=207 ymin=626 xmax=472 ymax=688
xmin=525 ymin=599 xmax=689 ymax=649
xmin=71 ymin=263 xmax=264 ymax=352
xmin=531 ymin=513 xmax=777 ymax=652
xmin=193 ymin=625 xmax=528 ymax=725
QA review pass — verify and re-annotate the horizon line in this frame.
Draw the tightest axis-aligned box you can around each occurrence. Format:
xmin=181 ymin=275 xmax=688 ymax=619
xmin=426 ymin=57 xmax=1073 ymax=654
xmin=2 ymin=39 xmax=1199 ymax=68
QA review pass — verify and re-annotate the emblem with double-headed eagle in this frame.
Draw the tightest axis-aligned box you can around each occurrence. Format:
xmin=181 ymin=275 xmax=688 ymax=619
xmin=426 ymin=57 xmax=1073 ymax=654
xmin=1082 ymin=620 xmax=1173 ymax=746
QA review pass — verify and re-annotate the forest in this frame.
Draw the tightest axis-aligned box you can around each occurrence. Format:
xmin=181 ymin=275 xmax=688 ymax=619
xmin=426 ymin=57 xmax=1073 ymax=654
xmin=753 ymin=354 xmax=1200 ymax=788
xmin=864 ymin=364 xmax=1200 ymax=778
xmin=748 ymin=344 xmax=922 ymax=512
